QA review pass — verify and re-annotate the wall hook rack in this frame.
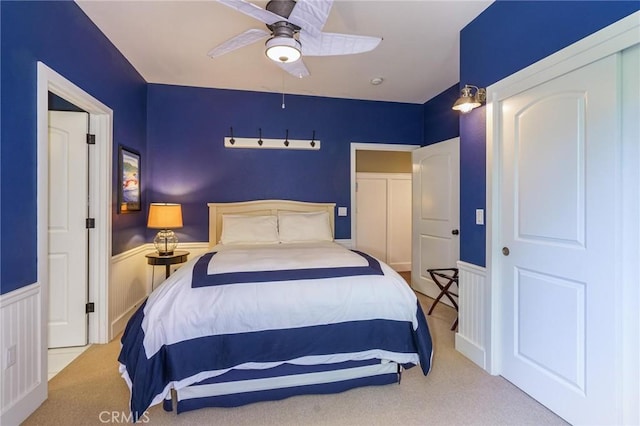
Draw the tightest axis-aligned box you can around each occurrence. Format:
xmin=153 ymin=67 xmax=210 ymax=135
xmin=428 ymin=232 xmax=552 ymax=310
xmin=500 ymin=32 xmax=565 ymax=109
xmin=223 ymin=129 xmax=320 ymax=150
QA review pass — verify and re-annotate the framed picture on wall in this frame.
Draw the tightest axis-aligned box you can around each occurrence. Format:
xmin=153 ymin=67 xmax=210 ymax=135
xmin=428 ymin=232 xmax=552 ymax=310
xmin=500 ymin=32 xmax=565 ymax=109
xmin=118 ymin=145 xmax=141 ymax=213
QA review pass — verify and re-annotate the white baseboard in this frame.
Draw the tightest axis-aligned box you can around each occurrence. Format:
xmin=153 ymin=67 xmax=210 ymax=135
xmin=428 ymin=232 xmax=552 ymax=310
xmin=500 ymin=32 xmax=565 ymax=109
xmin=455 ymin=332 xmax=486 ymax=370
xmin=110 ymin=295 xmax=147 ymax=339
xmin=0 ymin=383 xmax=46 ymax=426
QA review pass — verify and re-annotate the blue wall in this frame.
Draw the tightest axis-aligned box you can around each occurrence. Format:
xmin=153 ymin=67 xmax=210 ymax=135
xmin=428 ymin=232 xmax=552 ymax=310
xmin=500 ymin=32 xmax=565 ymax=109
xmin=0 ymin=1 xmax=147 ymax=294
xmin=458 ymin=0 xmax=639 ymax=267
xmin=423 ymin=83 xmax=460 ymax=145
xmin=3 ymin=0 xmax=636 ymax=294
xmin=146 ymin=84 xmax=424 ymax=242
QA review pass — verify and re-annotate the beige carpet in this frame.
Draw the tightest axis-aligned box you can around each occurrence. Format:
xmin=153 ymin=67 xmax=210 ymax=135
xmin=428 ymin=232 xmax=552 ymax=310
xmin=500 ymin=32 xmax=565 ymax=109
xmin=24 ymin=280 xmax=566 ymax=426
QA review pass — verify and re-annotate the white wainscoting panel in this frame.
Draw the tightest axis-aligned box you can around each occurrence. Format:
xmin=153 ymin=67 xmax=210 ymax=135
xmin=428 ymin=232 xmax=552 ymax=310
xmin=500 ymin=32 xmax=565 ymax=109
xmin=109 ymin=243 xmax=210 ymax=339
xmin=455 ymin=261 xmax=487 ymax=370
xmin=110 ymin=245 xmax=149 ymax=340
xmin=0 ymin=283 xmax=45 ymax=425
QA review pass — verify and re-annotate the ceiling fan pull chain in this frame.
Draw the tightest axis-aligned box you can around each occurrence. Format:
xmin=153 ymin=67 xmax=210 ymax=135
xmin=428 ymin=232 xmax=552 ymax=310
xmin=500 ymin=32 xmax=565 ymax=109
xmin=282 ymin=72 xmax=286 ymax=109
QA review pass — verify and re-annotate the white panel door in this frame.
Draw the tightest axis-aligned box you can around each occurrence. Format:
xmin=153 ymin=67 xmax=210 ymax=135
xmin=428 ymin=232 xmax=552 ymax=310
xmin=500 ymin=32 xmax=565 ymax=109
xmin=411 ymin=138 xmax=459 ymax=300
xmin=48 ymin=111 xmax=88 ymax=348
xmin=355 ymin=176 xmax=387 ymax=261
xmin=499 ymin=54 xmax=619 ymax=424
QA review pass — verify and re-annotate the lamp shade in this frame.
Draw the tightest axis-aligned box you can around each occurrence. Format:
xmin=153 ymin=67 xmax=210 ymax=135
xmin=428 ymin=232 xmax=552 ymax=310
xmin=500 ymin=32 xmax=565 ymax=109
xmin=147 ymin=203 xmax=183 ymax=229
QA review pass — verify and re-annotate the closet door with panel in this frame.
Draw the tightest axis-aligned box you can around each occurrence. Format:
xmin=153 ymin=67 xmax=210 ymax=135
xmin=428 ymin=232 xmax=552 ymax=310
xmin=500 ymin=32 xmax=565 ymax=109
xmin=356 ymin=173 xmax=411 ymax=271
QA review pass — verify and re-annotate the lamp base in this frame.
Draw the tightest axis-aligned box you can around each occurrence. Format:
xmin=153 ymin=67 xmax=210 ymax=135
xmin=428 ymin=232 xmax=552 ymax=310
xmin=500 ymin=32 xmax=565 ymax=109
xmin=154 ymin=229 xmax=178 ymax=255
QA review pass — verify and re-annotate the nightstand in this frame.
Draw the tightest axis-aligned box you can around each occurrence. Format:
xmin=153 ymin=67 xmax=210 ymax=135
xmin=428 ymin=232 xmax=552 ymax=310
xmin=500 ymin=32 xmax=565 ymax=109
xmin=146 ymin=250 xmax=190 ymax=281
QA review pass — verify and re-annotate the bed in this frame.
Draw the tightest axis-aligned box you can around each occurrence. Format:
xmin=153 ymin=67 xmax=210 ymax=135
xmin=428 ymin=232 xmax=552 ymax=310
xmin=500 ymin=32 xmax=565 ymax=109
xmin=119 ymin=200 xmax=433 ymax=419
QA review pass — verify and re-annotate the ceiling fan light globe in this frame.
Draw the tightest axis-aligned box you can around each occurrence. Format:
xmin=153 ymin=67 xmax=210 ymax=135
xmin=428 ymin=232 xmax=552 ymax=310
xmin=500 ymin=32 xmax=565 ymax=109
xmin=265 ymin=37 xmax=301 ymax=63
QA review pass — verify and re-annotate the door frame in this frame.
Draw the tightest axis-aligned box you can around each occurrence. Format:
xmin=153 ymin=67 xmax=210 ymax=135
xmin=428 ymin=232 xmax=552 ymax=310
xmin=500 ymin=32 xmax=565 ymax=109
xmin=485 ymin=12 xmax=639 ymax=423
xmin=350 ymin=143 xmax=419 ymax=249
xmin=37 ymin=62 xmax=112 ymax=386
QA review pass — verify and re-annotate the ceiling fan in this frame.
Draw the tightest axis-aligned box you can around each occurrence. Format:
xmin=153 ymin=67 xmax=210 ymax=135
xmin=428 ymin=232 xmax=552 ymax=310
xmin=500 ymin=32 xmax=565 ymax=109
xmin=208 ymin=0 xmax=382 ymax=78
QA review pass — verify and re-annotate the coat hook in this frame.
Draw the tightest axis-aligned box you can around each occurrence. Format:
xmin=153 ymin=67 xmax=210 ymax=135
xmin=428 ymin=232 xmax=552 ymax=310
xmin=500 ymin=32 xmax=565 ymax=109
xmin=229 ymin=127 xmax=235 ymax=145
xmin=284 ymin=129 xmax=290 ymax=147
xmin=310 ymin=130 xmax=316 ymax=148
xmin=258 ymin=128 xmax=263 ymax=146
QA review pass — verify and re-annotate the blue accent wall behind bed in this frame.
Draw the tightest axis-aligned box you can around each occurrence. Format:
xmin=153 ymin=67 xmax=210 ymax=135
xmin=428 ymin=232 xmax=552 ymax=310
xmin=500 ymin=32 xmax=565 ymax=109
xmin=146 ymin=84 xmax=423 ymax=242
xmin=457 ymin=0 xmax=639 ymax=267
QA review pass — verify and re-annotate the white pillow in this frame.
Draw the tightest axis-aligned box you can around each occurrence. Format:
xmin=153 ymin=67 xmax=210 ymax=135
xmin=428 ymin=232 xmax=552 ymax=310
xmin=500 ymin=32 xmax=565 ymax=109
xmin=220 ymin=214 xmax=279 ymax=245
xmin=278 ymin=211 xmax=333 ymax=243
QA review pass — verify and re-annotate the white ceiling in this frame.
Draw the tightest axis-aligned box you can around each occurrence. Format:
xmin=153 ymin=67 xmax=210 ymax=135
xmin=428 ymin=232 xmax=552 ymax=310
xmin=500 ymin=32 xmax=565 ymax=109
xmin=76 ymin=0 xmax=492 ymax=104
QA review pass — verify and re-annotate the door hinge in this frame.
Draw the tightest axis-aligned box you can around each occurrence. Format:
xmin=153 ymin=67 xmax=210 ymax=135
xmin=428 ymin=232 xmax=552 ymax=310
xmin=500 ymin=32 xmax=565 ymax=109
xmin=86 ymin=134 xmax=96 ymax=145
xmin=86 ymin=302 xmax=95 ymax=313
xmin=86 ymin=218 xmax=95 ymax=229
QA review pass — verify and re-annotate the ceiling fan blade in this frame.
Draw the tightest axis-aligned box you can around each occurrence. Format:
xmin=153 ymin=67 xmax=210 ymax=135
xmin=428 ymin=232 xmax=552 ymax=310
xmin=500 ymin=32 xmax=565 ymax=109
xmin=277 ymin=59 xmax=310 ymax=78
xmin=287 ymin=0 xmax=334 ymax=35
xmin=217 ymin=0 xmax=283 ymax=25
xmin=207 ymin=28 xmax=269 ymax=58
xmin=300 ymin=31 xmax=382 ymax=56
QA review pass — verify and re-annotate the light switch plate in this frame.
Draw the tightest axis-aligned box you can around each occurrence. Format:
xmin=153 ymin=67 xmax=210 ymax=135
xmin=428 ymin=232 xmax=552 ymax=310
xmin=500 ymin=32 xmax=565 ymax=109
xmin=475 ymin=209 xmax=484 ymax=225
xmin=338 ymin=207 xmax=348 ymax=217
xmin=5 ymin=345 xmax=16 ymax=369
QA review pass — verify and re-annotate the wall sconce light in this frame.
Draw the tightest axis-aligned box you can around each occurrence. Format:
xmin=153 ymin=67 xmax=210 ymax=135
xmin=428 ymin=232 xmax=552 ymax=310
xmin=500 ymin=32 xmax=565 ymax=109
xmin=147 ymin=203 xmax=183 ymax=255
xmin=452 ymin=85 xmax=486 ymax=113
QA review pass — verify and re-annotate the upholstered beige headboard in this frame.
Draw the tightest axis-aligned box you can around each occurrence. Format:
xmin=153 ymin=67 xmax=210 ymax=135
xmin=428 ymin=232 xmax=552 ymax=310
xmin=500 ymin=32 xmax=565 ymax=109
xmin=207 ymin=200 xmax=336 ymax=249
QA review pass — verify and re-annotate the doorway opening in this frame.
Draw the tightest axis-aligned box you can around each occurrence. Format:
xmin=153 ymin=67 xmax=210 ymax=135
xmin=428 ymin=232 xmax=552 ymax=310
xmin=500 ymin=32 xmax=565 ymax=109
xmin=37 ymin=62 xmax=112 ymax=394
xmin=350 ymin=143 xmax=418 ymax=269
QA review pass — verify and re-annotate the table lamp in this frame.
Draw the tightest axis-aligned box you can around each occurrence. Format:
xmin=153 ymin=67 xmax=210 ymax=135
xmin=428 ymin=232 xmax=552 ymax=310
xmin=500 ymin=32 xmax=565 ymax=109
xmin=147 ymin=203 xmax=183 ymax=255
